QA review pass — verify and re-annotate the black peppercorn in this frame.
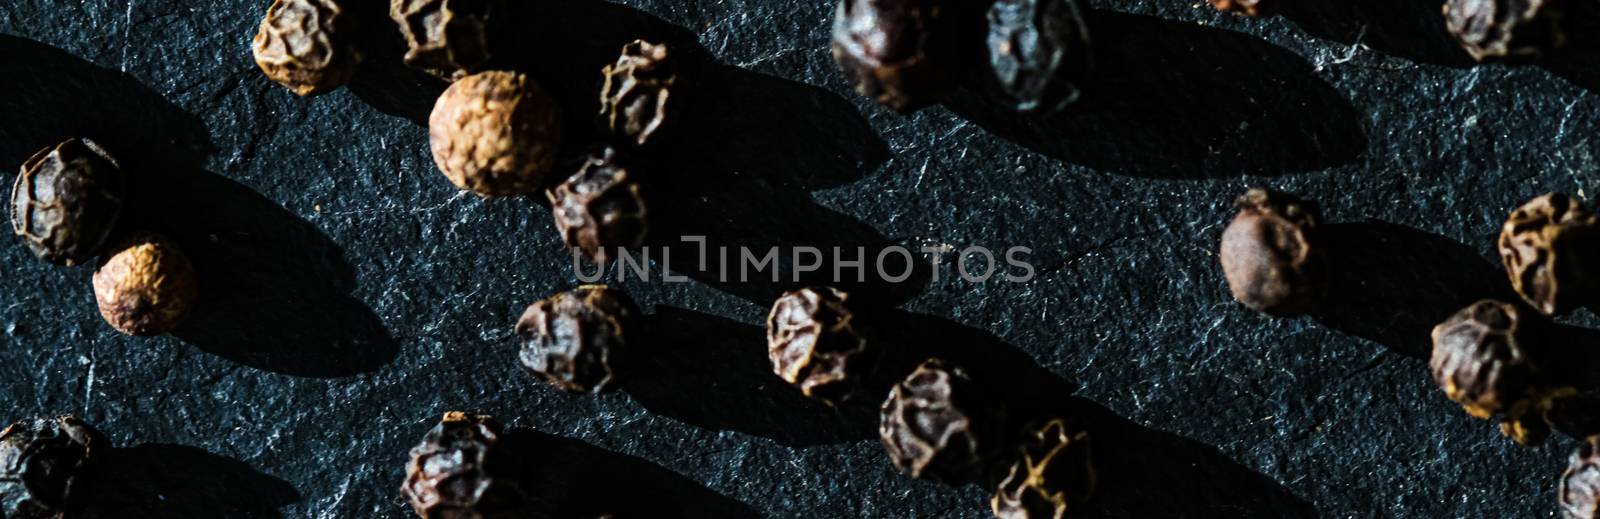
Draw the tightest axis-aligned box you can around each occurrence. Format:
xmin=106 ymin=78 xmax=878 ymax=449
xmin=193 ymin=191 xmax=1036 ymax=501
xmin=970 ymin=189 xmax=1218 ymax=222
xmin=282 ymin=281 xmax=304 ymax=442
xmin=1209 ymin=0 xmax=1272 ymax=16
xmin=1563 ymin=435 xmax=1600 ymax=519
xmin=1429 ymin=299 xmax=1568 ymax=445
xmin=514 ymin=285 xmax=641 ymax=394
xmin=391 ymin=0 xmax=501 ymax=80
xmin=831 ymin=0 xmax=959 ymax=113
xmin=985 ymin=0 xmax=1091 ymax=113
xmin=1444 ymin=0 xmax=1567 ymax=61
xmin=599 ymin=40 xmax=681 ymax=149
xmin=991 ymin=418 xmax=1095 ymax=519
xmin=880 ymin=358 xmax=1003 ymax=484
xmin=10 ymin=138 xmax=125 ymax=267
xmin=547 ymin=148 xmax=648 ymax=265
xmin=430 ymin=71 xmax=563 ymax=197
xmin=251 ymin=0 xmax=361 ymax=96
xmin=1218 ymin=189 xmax=1322 ymax=316
xmin=92 ymin=232 xmax=200 ymax=336
xmin=1498 ymin=193 xmax=1600 ymax=316
xmin=766 ymin=286 xmax=874 ymax=404
xmin=401 ymin=412 xmax=523 ymax=519
xmin=0 ymin=416 xmax=103 ymax=519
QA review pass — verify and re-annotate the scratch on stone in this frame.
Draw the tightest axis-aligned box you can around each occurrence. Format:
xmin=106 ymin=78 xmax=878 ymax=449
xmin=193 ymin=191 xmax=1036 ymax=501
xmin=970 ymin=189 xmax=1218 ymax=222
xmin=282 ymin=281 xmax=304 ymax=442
xmin=914 ymin=158 xmax=930 ymax=189
xmin=1314 ymin=26 xmax=1367 ymax=73
xmin=327 ymin=191 xmax=470 ymax=218
xmin=121 ymin=0 xmax=134 ymax=72
xmin=82 ymin=346 xmax=96 ymax=413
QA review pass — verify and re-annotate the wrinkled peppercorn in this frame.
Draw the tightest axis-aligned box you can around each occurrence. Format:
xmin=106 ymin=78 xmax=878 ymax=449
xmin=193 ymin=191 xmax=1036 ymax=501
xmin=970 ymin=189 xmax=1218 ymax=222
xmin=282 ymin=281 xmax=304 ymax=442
xmin=92 ymin=232 xmax=199 ymax=336
xmin=430 ymin=70 xmax=563 ymax=197
xmin=599 ymin=40 xmax=680 ymax=148
xmin=391 ymin=0 xmax=501 ymax=80
xmin=880 ymin=359 xmax=1002 ymax=484
xmin=1444 ymin=0 xmax=1566 ymax=61
xmin=547 ymin=148 xmax=648 ymax=265
xmin=1498 ymin=193 xmax=1600 ymax=316
xmin=401 ymin=412 xmax=523 ymax=519
xmin=1218 ymin=189 xmax=1322 ymax=316
xmin=831 ymin=0 xmax=959 ymax=112
xmin=514 ymin=285 xmax=641 ymax=394
xmin=1208 ymin=0 xmax=1271 ymax=16
xmin=1430 ymin=299 xmax=1568 ymax=445
xmin=251 ymin=0 xmax=361 ymax=96
xmin=986 ymin=0 xmax=1091 ymax=113
xmin=10 ymin=138 xmax=125 ymax=267
xmin=1563 ymin=436 xmax=1600 ymax=519
xmin=0 ymin=416 xmax=103 ymax=519
xmin=766 ymin=286 xmax=874 ymax=404
xmin=991 ymin=418 xmax=1095 ymax=519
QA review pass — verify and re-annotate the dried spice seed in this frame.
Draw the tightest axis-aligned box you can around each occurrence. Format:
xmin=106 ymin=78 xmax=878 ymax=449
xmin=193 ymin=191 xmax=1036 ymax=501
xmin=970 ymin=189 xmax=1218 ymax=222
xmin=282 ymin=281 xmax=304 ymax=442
xmin=401 ymin=412 xmax=523 ymax=519
xmin=0 ymin=416 xmax=103 ymax=519
xmin=1498 ymin=193 xmax=1600 ymax=316
xmin=598 ymin=40 xmax=680 ymax=148
xmin=766 ymin=286 xmax=874 ymax=404
xmin=986 ymin=0 xmax=1091 ymax=113
xmin=831 ymin=0 xmax=958 ymax=112
xmin=1218 ymin=189 xmax=1322 ymax=315
xmin=514 ymin=285 xmax=641 ymax=394
xmin=429 ymin=71 xmax=562 ymax=197
xmin=1563 ymin=436 xmax=1600 ymax=519
xmin=251 ymin=0 xmax=361 ymax=96
xmin=1208 ymin=0 xmax=1271 ymax=16
xmin=1444 ymin=0 xmax=1567 ymax=61
xmin=10 ymin=138 xmax=125 ymax=267
xmin=1429 ymin=299 xmax=1567 ymax=445
xmin=547 ymin=148 xmax=648 ymax=265
xmin=991 ymin=418 xmax=1095 ymax=519
xmin=91 ymin=232 xmax=199 ymax=336
xmin=880 ymin=359 xmax=1002 ymax=484
xmin=391 ymin=0 xmax=501 ymax=80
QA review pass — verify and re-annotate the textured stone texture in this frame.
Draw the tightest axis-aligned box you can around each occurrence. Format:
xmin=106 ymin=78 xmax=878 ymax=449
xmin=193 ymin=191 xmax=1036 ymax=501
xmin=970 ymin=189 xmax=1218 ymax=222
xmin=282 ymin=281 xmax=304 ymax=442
xmin=3 ymin=0 xmax=1600 ymax=517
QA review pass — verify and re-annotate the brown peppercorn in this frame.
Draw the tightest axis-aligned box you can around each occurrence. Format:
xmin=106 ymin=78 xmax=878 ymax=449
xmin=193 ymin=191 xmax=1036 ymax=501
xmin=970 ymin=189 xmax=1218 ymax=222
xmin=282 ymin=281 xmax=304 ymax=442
xmin=10 ymin=138 xmax=125 ymax=267
xmin=1562 ymin=436 xmax=1600 ymax=519
xmin=766 ymin=286 xmax=874 ymax=404
xmin=0 ymin=416 xmax=103 ymax=519
xmin=513 ymin=285 xmax=641 ymax=394
xmin=831 ymin=0 xmax=959 ymax=113
xmin=401 ymin=412 xmax=523 ymax=519
xmin=1218 ymin=189 xmax=1322 ymax=316
xmin=986 ymin=0 xmax=1091 ymax=113
xmin=1429 ymin=299 xmax=1567 ymax=445
xmin=250 ymin=0 xmax=361 ymax=96
xmin=991 ymin=418 xmax=1095 ymax=519
xmin=1444 ymin=0 xmax=1566 ymax=62
xmin=547 ymin=148 xmax=648 ymax=265
xmin=91 ymin=232 xmax=199 ymax=336
xmin=1208 ymin=0 xmax=1271 ymax=16
xmin=391 ymin=0 xmax=501 ymax=80
xmin=429 ymin=70 xmax=563 ymax=197
xmin=1498 ymin=193 xmax=1600 ymax=316
xmin=599 ymin=40 xmax=680 ymax=149
xmin=880 ymin=358 xmax=1002 ymax=484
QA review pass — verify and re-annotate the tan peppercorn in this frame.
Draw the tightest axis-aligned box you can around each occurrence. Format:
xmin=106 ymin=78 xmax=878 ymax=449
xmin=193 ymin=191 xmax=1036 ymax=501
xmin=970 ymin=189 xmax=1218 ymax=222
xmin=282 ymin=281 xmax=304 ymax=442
xmin=391 ymin=0 xmax=501 ymax=81
xmin=766 ymin=286 xmax=874 ymax=404
xmin=1498 ymin=193 xmax=1600 ymax=316
xmin=92 ymin=232 xmax=199 ymax=336
xmin=1209 ymin=0 xmax=1271 ymax=16
xmin=548 ymin=147 xmax=648 ymax=265
xmin=599 ymin=40 xmax=680 ymax=148
xmin=251 ymin=0 xmax=362 ymax=96
xmin=991 ymin=418 xmax=1095 ymax=519
xmin=429 ymin=71 xmax=562 ymax=197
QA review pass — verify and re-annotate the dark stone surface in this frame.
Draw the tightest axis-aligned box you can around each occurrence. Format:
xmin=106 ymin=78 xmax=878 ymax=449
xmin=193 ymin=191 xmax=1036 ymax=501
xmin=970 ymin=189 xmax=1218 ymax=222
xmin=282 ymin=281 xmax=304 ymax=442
xmin=2 ymin=0 xmax=1599 ymax=517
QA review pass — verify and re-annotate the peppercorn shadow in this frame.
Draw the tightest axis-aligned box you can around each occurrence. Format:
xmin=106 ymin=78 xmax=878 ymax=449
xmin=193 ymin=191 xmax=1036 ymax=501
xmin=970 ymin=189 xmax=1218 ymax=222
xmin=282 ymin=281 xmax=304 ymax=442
xmin=1308 ymin=220 xmax=1515 ymax=359
xmin=624 ymin=306 xmax=878 ymax=447
xmin=943 ymin=10 xmax=1365 ymax=179
xmin=347 ymin=0 xmax=927 ymax=307
xmin=877 ymin=311 xmax=1318 ymax=517
xmin=79 ymin=443 xmax=300 ymax=518
xmin=0 ymin=35 xmax=398 ymax=377
xmin=1541 ymin=1 xmax=1600 ymax=94
xmin=1276 ymin=0 xmax=1476 ymax=67
xmin=497 ymin=428 xmax=759 ymax=518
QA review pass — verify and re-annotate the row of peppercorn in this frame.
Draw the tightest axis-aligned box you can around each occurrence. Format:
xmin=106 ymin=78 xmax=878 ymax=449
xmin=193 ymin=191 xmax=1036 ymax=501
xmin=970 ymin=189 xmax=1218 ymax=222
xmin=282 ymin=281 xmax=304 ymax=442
xmin=1219 ymin=189 xmax=1600 ymax=517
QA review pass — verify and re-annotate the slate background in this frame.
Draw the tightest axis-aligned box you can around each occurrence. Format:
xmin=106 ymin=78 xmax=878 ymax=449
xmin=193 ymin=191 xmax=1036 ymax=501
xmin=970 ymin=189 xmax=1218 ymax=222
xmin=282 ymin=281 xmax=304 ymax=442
xmin=2 ymin=0 xmax=1600 ymax=517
